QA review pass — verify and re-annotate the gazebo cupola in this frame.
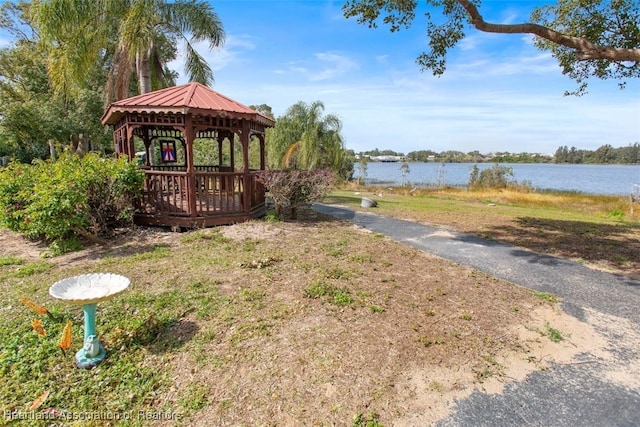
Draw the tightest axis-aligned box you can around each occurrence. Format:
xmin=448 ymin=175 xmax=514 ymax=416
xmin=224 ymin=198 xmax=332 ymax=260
xmin=101 ymin=82 xmax=275 ymax=228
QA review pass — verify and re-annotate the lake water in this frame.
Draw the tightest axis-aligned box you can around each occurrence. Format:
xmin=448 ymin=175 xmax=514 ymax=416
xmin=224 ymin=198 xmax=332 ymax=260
xmin=357 ymin=162 xmax=640 ymax=196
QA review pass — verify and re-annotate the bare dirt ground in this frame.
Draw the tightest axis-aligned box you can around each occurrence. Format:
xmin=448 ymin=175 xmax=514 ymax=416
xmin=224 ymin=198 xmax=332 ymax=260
xmin=0 ymin=207 xmax=631 ymax=425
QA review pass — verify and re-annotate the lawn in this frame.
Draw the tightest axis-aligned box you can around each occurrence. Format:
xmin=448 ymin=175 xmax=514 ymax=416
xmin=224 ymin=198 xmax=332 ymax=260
xmin=1 ymin=187 xmax=633 ymax=425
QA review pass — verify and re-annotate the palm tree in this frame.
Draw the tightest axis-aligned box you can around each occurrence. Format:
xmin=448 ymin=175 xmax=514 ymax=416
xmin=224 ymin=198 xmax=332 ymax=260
xmin=34 ymin=0 xmax=224 ymax=100
xmin=268 ymin=101 xmax=346 ymax=173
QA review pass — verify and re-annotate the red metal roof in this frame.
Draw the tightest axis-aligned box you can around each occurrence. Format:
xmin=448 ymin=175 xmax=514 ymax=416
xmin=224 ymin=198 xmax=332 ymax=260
xmin=101 ymin=82 xmax=275 ymax=127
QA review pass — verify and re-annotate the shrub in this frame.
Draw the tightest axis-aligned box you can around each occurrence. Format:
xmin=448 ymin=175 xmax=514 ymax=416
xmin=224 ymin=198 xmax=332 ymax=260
xmin=468 ymin=164 xmax=514 ymax=190
xmin=256 ymin=169 xmax=336 ymax=219
xmin=0 ymin=153 xmax=143 ymax=252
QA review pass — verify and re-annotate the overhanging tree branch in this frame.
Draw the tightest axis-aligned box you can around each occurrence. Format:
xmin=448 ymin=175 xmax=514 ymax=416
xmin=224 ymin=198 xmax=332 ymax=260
xmin=458 ymin=0 xmax=640 ymax=62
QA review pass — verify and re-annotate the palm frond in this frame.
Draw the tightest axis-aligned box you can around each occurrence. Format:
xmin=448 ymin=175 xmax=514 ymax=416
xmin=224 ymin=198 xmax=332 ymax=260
xmin=283 ymin=141 xmax=302 ymax=169
xmin=184 ymin=41 xmax=213 ymax=85
xmin=158 ymin=0 xmax=225 ymax=48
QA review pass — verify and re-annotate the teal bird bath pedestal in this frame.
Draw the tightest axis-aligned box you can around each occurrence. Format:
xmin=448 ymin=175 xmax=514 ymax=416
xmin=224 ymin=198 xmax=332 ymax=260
xmin=49 ymin=273 xmax=130 ymax=369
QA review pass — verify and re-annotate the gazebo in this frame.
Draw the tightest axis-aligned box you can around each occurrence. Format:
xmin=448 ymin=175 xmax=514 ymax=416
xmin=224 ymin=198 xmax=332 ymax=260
xmin=101 ymin=82 xmax=275 ymax=228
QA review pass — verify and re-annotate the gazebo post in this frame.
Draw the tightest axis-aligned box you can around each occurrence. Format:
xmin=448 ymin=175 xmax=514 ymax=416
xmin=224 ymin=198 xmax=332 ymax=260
xmin=126 ymin=129 xmax=136 ymax=160
xmin=241 ymin=120 xmax=251 ymax=214
xmin=229 ymin=134 xmax=235 ymax=170
xmin=258 ymin=135 xmax=266 ymax=170
xmin=141 ymin=129 xmax=151 ymax=165
xmin=184 ymin=115 xmax=197 ymax=217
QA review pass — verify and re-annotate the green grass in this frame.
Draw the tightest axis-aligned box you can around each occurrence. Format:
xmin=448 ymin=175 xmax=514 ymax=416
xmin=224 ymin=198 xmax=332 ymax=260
xmin=352 ymin=411 xmax=383 ymax=427
xmin=11 ymin=261 xmax=52 ymax=278
xmin=326 ymin=188 xmax=635 ymax=225
xmin=303 ymin=281 xmax=354 ymax=306
xmin=0 ymin=228 xmax=285 ymax=422
xmin=532 ymin=291 xmax=560 ymax=304
xmin=538 ymin=322 xmax=566 ymax=343
xmin=0 ymin=256 xmax=23 ymax=266
xmin=1 ymin=184 xmax=634 ymax=424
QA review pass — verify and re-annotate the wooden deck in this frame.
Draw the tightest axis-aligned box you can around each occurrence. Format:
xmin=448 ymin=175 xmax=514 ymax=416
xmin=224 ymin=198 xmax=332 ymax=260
xmin=134 ymin=167 xmax=266 ymax=227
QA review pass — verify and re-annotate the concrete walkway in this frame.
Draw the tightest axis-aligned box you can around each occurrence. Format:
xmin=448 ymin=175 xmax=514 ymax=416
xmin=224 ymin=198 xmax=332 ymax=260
xmin=313 ymin=203 xmax=640 ymax=426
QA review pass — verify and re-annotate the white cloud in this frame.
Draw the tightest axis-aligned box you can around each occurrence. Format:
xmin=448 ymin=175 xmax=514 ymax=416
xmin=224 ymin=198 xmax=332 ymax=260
xmin=165 ymin=1 xmax=640 ymax=155
xmin=375 ymin=54 xmax=389 ymax=64
xmin=309 ymin=52 xmax=358 ymax=81
xmin=168 ymin=34 xmax=257 ymax=83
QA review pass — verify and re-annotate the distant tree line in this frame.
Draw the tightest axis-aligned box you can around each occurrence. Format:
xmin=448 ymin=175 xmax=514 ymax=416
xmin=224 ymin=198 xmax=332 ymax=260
xmin=349 ymin=143 xmax=640 ymax=164
xmin=554 ymin=144 xmax=640 ymax=164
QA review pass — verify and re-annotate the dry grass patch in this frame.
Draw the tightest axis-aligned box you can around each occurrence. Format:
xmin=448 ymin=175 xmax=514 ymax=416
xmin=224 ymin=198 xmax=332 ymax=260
xmin=0 ymin=208 xmax=601 ymax=425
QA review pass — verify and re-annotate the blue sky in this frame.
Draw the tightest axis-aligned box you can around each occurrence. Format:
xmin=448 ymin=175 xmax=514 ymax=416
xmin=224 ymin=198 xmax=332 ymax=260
xmin=166 ymin=0 xmax=639 ymax=155
xmin=2 ymin=0 xmax=638 ymax=155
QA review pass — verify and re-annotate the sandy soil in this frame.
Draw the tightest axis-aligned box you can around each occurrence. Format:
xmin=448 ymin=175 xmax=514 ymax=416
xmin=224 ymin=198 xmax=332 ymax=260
xmin=1 ymin=209 xmax=632 ymax=425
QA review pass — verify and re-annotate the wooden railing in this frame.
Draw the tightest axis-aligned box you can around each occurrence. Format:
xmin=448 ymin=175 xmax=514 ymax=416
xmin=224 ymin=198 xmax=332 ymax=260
xmin=246 ymin=172 xmax=266 ymax=214
xmin=138 ymin=170 xmax=189 ymax=215
xmin=194 ymin=171 xmax=243 ymax=213
xmin=144 ymin=165 xmax=232 ymax=173
xmin=137 ymin=169 xmax=264 ymax=219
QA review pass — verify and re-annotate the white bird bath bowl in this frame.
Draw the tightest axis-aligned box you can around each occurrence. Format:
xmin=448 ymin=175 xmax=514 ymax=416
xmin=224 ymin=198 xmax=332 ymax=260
xmin=50 ymin=273 xmax=130 ymax=369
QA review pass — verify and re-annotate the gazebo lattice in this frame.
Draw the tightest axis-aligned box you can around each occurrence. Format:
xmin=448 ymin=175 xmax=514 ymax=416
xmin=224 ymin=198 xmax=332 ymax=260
xmin=101 ymin=82 xmax=275 ymax=228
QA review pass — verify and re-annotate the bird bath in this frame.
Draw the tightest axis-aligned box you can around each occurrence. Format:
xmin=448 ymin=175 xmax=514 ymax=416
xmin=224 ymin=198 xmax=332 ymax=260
xmin=49 ymin=273 xmax=130 ymax=369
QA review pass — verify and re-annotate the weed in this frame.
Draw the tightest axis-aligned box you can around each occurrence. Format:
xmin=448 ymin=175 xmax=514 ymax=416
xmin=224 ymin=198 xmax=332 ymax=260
xmin=230 ymin=319 xmax=273 ymax=344
xmin=483 ymin=355 xmax=500 ymax=367
xmin=614 ymin=256 xmax=631 ymax=265
xmin=538 ymin=322 xmax=566 ymax=343
xmin=0 ymin=256 xmax=23 ymax=266
xmin=264 ymin=210 xmax=280 ymax=222
xmin=321 ymin=240 xmax=348 ymax=257
xmin=242 ymin=240 xmax=258 ymax=252
xmin=369 ymin=305 xmax=385 ymax=313
xmin=357 ymin=291 xmax=369 ymax=299
xmin=323 ymin=267 xmax=352 ymax=280
xmin=419 ymin=336 xmax=446 ymax=347
xmin=351 ymin=254 xmax=374 ymax=263
xmin=474 ymin=368 xmax=493 ymax=382
xmin=352 ymin=412 xmax=383 ymax=427
xmin=532 ymin=291 xmax=559 ymax=303
xmin=303 ymin=281 xmax=335 ymax=299
xmin=240 ymin=287 xmax=265 ymax=302
xmin=180 ymin=382 xmax=210 ymax=411
xmin=14 ymin=261 xmax=52 ymax=277
xmin=129 ymin=245 xmax=171 ymax=262
xmin=303 ymin=282 xmax=354 ymax=306
xmin=179 ymin=230 xmax=206 ymax=243
xmin=460 ymin=312 xmax=473 ymax=320
xmin=333 ymin=289 xmax=354 ymax=306
xmin=609 ymin=209 xmax=625 ymax=220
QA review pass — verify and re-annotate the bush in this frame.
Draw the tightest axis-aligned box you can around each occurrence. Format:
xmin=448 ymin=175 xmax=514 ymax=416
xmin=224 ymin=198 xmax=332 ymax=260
xmin=0 ymin=153 xmax=143 ymax=252
xmin=468 ymin=164 xmax=514 ymax=190
xmin=256 ymin=169 xmax=336 ymax=219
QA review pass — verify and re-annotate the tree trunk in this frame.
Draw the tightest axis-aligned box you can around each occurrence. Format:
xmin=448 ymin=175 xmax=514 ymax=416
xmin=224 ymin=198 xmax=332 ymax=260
xmin=48 ymin=140 xmax=56 ymax=161
xmin=76 ymin=133 xmax=89 ymax=156
xmin=136 ymin=50 xmax=152 ymax=94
